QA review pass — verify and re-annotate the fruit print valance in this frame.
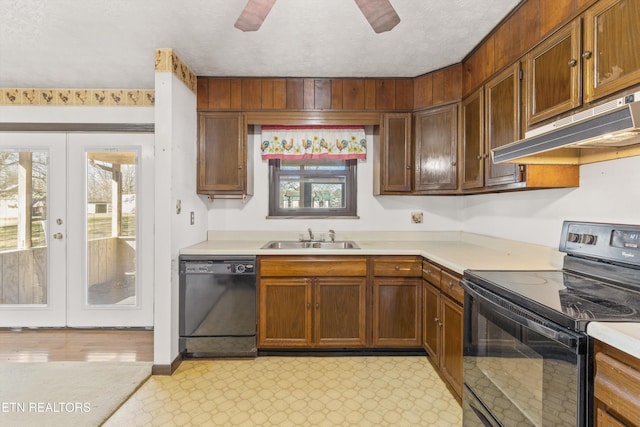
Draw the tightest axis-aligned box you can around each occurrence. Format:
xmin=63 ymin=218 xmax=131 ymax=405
xmin=260 ymin=125 xmax=366 ymax=160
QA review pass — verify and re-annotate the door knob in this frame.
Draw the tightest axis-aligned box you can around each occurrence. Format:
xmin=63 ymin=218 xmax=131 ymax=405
xmin=53 ymin=232 xmax=64 ymax=239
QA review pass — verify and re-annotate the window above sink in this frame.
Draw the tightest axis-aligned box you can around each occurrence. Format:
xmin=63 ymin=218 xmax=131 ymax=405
xmin=268 ymin=159 xmax=358 ymax=218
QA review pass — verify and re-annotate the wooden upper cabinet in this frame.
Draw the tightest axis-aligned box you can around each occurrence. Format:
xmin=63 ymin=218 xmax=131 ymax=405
xmin=197 ymin=112 xmax=251 ymax=196
xmin=414 ymin=104 xmax=458 ymax=192
xmin=525 ymin=19 xmax=582 ymax=125
xmin=379 ymin=113 xmax=413 ymax=193
xmin=461 ymin=87 xmax=484 ymax=190
xmin=584 ymin=0 xmax=640 ymax=102
xmin=484 ymin=63 xmax=520 ymax=187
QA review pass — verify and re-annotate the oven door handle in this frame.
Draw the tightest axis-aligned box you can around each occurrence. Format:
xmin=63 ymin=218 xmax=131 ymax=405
xmin=465 ymin=283 xmax=581 ymax=350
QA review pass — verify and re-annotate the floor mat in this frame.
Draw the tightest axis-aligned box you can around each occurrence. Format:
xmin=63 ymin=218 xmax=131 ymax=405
xmin=0 ymin=361 xmax=152 ymax=427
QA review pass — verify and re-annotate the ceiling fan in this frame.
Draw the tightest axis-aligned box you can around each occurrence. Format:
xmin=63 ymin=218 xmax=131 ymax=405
xmin=234 ymin=0 xmax=400 ymax=33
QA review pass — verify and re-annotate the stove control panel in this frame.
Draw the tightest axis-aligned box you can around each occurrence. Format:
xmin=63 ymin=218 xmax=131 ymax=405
xmin=560 ymin=221 xmax=640 ymax=267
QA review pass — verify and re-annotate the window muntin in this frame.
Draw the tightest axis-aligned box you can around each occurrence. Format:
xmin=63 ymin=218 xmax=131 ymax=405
xmin=269 ymin=159 xmax=357 ymax=217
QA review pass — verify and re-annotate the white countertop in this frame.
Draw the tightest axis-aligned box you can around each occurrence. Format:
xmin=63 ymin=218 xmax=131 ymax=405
xmin=180 ymin=230 xmax=640 ymax=356
xmin=587 ymin=322 xmax=640 ymax=359
xmin=180 ymin=230 xmax=564 ymax=274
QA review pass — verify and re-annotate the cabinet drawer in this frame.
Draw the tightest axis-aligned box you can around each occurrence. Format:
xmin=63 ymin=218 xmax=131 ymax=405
xmin=422 ymin=260 xmax=442 ymax=286
xmin=259 ymin=256 xmax=367 ymax=277
xmin=374 ymin=256 xmax=422 ymax=277
xmin=441 ymin=270 xmax=464 ymax=304
xmin=595 ymin=351 xmax=640 ymax=424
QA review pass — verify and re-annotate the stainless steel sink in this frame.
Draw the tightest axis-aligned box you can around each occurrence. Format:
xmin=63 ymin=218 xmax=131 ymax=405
xmin=261 ymin=240 xmax=360 ymax=249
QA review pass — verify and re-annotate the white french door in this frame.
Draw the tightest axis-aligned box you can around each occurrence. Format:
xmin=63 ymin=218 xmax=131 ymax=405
xmin=0 ymin=132 xmax=154 ymax=327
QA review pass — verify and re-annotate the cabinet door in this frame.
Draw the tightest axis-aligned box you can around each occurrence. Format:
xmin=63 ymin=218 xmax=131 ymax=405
xmin=526 ymin=20 xmax=582 ymax=126
xmin=414 ymin=104 xmax=458 ymax=192
xmin=441 ymin=296 xmax=463 ymax=399
xmin=197 ymin=112 xmax=246 ymax=194
xmin=461 ymin=87 xmax=484 ymax=190
xmin=584 ymin=0 xmax=640 ymax=102
xmin=423 ymin=280 xmax=441 ymax=365
xmin=258 ymin=278 xmax=312 ymax=347
xmin=372 ymin=277 xmax=422 ymax=347
xmin=484 ymin=64 xmax=520 ymax=187
xmin=314 ymin=278 xmax=367 ymax=347
xmin=381 ymin=113 xmax=412 ymax=193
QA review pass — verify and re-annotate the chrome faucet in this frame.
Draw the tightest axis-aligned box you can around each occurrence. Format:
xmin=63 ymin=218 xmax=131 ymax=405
xmin=308 ymin=228 xmax=314 ymax=241
xmin=329 ymin=229 xmax=336 ymax=242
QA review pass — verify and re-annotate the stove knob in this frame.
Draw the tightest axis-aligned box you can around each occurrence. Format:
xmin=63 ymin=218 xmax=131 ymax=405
xmin=567 ymin=232 xmax=581 ymax=243
xmin=235 ymin=264 xmax=246 ymax=273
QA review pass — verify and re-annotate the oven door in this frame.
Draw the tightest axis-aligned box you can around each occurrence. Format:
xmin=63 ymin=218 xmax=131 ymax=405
xmin=462 ymin=280 xmax=588 ymax=427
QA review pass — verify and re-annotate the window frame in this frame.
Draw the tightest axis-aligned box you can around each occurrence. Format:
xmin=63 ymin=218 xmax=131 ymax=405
xmin=268 ymin=159 xmax=358 ymax=218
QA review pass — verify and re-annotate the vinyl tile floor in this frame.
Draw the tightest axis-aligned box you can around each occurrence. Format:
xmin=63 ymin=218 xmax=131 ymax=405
xmin=104 ymin=356 xmax=462 ymax=426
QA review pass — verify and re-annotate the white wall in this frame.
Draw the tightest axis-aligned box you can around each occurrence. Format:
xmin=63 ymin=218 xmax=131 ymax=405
xmin=207 ymin=128 xmax=464 ymax=234
xmin=461 ymin=155 xmax=640 ymax=247
xmin=154 ymin=72 xmax=207 ymax=366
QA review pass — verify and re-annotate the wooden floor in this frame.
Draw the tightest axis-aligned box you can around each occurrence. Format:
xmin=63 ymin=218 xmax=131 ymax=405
xmin=0 ymin=329 xmax=153 ymax=362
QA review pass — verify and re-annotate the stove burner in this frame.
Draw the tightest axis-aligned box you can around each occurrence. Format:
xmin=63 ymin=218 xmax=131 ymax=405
xmin=560 ymin=290 xmax=638 ymax=319
xmin=565 ymin=304 xmax=595 ymax=320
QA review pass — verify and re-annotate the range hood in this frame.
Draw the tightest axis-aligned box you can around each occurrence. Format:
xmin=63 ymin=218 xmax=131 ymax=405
xmin=492 ymin=91 xmax=640 ymax=165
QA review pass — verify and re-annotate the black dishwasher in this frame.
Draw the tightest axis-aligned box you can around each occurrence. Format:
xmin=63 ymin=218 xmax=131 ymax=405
xmin=179 ymin=255 xmax=257 ymax=357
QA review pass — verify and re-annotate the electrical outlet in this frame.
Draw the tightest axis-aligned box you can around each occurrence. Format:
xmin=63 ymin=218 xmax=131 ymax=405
xmin=411 ymin=211 xmax=423 ymax=224
xmin=190 ymin=211 xmax=195 ymax=225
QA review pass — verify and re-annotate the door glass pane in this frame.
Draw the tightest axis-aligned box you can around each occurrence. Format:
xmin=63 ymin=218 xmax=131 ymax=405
xmin=86 ymin=152 xmax=137 ymax=305
xmin=0 ymin=150 xmax=48 ymax=305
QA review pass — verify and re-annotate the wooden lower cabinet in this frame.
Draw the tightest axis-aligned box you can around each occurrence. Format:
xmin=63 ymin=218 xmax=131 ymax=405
xmin=594 ymin=339 xmax=640 ymax=426
xmin=259 ymin=278 xmax=312 ymax=347
xmin=372 ymin=277 xmax=422 ymax=347
xmin=422 ymin=260 xmax=463 ymax=400
xmin=440 ymin=295 xmax=463 ymax=397
xmin=258 ymin=256 xmax=367 ymax=348
xmin=258 ymin=255 xmax=424 ymax=349
xmin=314 ymin=278 xmax=367 ymax=347
xmin=423 ymin=280 xmax=441 ymax=361
xmin=372 ymin=256 xmax=423 ymax=347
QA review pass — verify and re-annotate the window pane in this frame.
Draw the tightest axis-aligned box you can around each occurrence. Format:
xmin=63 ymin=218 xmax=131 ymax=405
xmin=271 ymin=159 xmax=356 ymax=217
xmin=279 ymin=176 xmax=346 ymax=209
xmin=86 ymin=152 xmax=137 ymax=306
xmin=0 ymin=150 xmax=49 ymax=305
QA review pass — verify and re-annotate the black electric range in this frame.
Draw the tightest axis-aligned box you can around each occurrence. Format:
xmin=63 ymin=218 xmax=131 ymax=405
xmin=461 ymin=221 xmax=640 ymax=427
xmin=464 ymin=221 xmax=640 ymax=332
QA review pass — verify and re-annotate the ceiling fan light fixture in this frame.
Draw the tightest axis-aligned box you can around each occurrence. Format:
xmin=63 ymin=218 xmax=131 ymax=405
xmin=234 ymin=0 xmax=277 ymax=32
xmin=353 ymin=0 xmax=401 ymax=33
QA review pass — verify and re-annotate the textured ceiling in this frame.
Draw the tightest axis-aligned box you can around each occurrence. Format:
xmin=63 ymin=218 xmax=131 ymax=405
xmin=0 ymin=0 xmax=521 ymax=89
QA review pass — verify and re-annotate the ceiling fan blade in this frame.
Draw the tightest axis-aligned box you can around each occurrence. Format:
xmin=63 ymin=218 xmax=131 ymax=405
xmin=353 ymin=0 xmax=400 ymax=33
xmin=234 ymin=0 xmax=277 ymax=31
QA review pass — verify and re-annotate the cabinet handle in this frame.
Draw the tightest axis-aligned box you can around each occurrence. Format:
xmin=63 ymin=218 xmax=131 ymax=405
xmin=316 ymin=303 xmax=319 ymax=309
xmin=568 ymin=58 xmax=577 ymax=67
xmin=394 ymin=265 xmax=400 ymax=271
xmin=307 ymin=303 xmax=311 ymax=309
xmin=448 ymin=281 xmax=455 ymax=289
xmin=434 ymin=317 xmax=439 ymax=324
xmin=582 ymin=51 xmax=592 ymax=59
xmin=476 ymin=155 xmax=482 ymax=160
xmin=451 ymin=161 xmax=457 ymax=166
